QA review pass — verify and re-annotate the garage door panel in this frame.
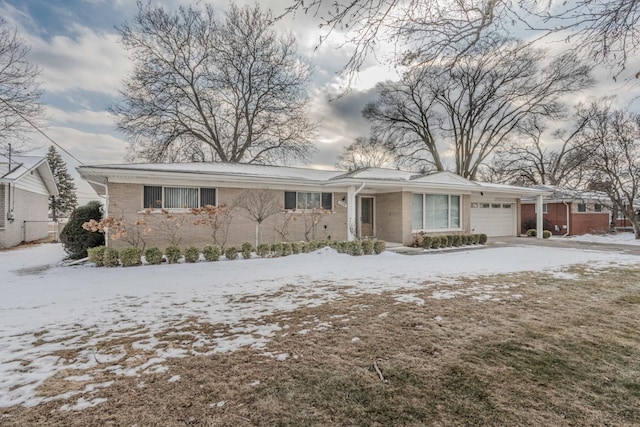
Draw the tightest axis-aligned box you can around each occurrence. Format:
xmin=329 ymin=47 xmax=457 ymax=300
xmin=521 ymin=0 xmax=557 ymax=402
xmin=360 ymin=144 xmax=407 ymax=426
xmin=471 ymin=203 xmax=515 ymax=236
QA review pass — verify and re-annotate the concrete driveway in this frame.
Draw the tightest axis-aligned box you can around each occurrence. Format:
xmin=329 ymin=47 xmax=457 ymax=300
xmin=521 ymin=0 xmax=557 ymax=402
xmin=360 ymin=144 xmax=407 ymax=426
xmin=488 ymin=235 xmax=640 ymax=256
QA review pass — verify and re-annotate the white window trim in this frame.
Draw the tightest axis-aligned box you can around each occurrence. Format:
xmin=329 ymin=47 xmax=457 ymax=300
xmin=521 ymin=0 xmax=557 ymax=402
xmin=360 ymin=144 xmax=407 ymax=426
xmin=412 ymin=193 xmax=462 ymax=232
xmin=140 ymin=185 xmax=216 ymax=212
xmin=284 ymin=191 xmax=334 ymax=212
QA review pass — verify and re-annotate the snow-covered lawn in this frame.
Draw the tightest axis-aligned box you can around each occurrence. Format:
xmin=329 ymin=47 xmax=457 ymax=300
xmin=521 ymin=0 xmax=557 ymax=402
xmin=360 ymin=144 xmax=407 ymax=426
xmin=1 ymin=242 xmax=638 ymax=410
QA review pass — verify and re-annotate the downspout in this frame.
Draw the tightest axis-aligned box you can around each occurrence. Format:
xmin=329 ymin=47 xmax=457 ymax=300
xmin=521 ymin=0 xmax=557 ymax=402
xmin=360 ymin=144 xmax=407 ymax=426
xmin=562 ymin=201 xmax=570 ymax=237
xmin=85 ymin=179 xmax=109 ymax=247
xmin=347 ymin=181 xmax=366 ymax=241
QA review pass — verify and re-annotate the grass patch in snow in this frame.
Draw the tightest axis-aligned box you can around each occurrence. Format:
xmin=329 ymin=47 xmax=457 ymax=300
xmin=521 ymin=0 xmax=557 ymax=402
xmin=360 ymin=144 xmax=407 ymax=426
xmin=2 ymin=266 xmax=640 ymax=425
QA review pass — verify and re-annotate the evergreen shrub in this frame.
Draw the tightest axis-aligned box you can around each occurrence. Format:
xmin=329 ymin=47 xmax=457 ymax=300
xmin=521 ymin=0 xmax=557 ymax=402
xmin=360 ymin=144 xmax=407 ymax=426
xmin=373 ymin=240 xmax=386 ymax=254
xmin=256 ymin=243 xmax=271 ymax=258
xmin=203 ymin=244 xmax=221 ymax=261
xmin=103 ymin=247 xmax=119 ymax=267
xmin=165 ymin=245 xmax=182 ymax=264
xmin=145 ymin=247 xmax=163 ymax=265
xmin=225 ymin=246 xmax=238 ymax=260
xmin=120 ymin=247 xmax=143 ymax=267
xmin=184 ymin=246 xmax=200 ymax=263
xmin=362 ymin=240 xmax=374 ymax=255
xmin=87 ymin=246 xmax=106 ymax=266
xmin=60 ymin=201 xmax=104 ymax=259
xmin=241 ymin=242 xmax=253 ymax=260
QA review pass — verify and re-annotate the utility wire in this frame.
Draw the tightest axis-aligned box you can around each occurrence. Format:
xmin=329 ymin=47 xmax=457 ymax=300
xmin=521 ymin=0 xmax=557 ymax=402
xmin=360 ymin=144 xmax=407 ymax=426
xmin=0 ymin=97 xmax=85 ymax=166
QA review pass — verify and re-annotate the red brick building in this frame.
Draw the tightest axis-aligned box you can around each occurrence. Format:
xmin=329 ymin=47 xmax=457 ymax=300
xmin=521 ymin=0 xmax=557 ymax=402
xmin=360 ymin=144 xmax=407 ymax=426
xmin=521 ymin=186 xmax=611 ymax=236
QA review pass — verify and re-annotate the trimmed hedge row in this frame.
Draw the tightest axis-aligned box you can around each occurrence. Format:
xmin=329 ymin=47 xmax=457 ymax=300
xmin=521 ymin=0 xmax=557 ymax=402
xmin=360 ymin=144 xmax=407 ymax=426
xmin=526 ymin=229 xmax=552 ymax=238
xmin=419 ymin=233 xmax=487 ymax=250
xmin=87 ymin=239 xmax=387 ymax=267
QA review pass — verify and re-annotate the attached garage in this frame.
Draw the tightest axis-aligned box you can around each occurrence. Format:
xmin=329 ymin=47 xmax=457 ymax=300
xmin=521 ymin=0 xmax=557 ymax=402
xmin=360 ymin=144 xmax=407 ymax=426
xmin=470 ymin=201 xmax=517 ymax=237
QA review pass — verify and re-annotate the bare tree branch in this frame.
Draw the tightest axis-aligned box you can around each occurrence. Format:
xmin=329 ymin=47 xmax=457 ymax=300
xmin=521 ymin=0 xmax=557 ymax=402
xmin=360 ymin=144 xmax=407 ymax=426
xmin=285 ymin=0 xmax=640 ymax=82
xmin=335 ymin=135 xmax=398 ymax=170
xmin=114 ymin=2 xmax=315 ymax=164
xmin=364 ymin=38 xmax=592 ymax=179
xmin=0 ymin=17 xmax=44 ymax=154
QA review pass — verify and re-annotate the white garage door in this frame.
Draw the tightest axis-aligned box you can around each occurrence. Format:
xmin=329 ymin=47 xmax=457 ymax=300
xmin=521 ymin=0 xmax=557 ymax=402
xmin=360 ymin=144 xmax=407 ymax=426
xmin=471 ymin=202 xmax=515 ymax=237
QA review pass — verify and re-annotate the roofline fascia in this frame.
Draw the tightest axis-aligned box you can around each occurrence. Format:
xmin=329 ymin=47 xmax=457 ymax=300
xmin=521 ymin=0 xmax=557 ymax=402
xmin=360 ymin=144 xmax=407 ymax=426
xmin=77 ymin=166 xmax=553 ymax=197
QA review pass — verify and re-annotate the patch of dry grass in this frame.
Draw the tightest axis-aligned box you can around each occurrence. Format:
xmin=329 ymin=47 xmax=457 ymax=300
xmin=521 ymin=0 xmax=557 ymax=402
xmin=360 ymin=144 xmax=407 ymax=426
xmin=2 ymin=265 xmax=640 ymax=426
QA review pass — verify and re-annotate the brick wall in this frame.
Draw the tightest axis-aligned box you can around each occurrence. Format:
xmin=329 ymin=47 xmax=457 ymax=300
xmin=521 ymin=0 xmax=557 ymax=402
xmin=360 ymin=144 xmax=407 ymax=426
xmin=0 ymin=186 xmax=49 ymax=248
xmin=375 ymin=192 xmax=406 ymax=243
xmin=521 ymin=202 xmax=610 ymax=235
xmin=570 ymin=213 xmax=610 ymax=235
xmin=107 ymin=183 xmax=349 ymax=250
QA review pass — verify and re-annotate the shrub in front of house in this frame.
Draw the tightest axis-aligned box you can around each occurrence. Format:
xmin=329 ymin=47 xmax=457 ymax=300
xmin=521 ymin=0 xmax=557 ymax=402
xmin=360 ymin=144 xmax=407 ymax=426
xmin=165 ymin=245 xmax=182 ymax=264
xmin=103 ymin=247 xmax=119 ymax=267
xmin=462 ymin=235 xmax=470 ymax=245
xmin=184 ymin=246 xmax=200 ymax=263
xmin=203 ymin=244 xmax=221 ymax=261
xmin=120 ymin=247 xmax=143 ymax=267
xmin=452 ymin=235 xmax=462 ymax=247
xmin=347 ymin=240 xmax=363 ymax=256
xmin=543 ymin=230 xmax=552 ymax=239
xmin=225 ymin=246 xmax=238 ymax=260
xmin=478 ymin=234 xmax=488 ymax=244
xmin=421 ymin=236 xmax=433 ymax=249
xmin=526 ymin=229 xmax=537 ymax=237
xmin=306 ymin=240 xmax=319 ymax=251
xmin=431 ymin=236 xmax=442 ymax=249
xmin=256 ymin=243 xmax=270 ymax=258
xmin=362 ymin=240 xmax=374 ymax=255
xmin=280 ymin=242 xmax=292 ymax=257
xmin=88 ymin=246 xmax=106 ymax=267
xmin=145 ymin=247 xmax=163 ymax=265
xmin=446 ymin=235 xmax=455 ymax=247
xmin=271 ymin=242 xmax=283 ymax=257
xmin=241 ymin=242 xmax=253 ymax=260
xmin=61 ymin=201 xmax=105 ymax=259
xmin=373 ymin=240 xmax=386 ymax=254
xmin=291 ymin=242 xmax=302 ymax=254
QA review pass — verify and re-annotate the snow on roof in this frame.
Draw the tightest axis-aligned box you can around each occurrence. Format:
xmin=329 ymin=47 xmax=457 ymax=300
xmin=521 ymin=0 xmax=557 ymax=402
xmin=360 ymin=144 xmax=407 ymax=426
xmin=83 ymin=162 xmax=344 ymax=182
xmin=0 ymin=155 xmax=45 ymax=181
xmin=79 ymin=162 xmax=547 ymax=196
xmin=521 ymin=185 xmax=608 ymax=201
xmin=476 ymin=181 xmax=549 ymax=194
xmin=333 ymin=167 xmax=416 ymax=181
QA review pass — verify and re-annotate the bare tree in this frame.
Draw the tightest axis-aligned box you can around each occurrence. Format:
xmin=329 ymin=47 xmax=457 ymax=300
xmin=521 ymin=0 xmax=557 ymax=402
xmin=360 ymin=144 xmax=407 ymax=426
xmin=0 ymin=18 xmax=44 ymax=153
xmin=335 ymin=135 xmax=397 ymax=171
xmin=286 ymin=0 xmax=640 ymax=80
xmin=485 ymin=105 xmax=599 ymax=186
xmin=191 ymin=203 xmax=235 ymax=250
xmin=364 ymin=38 xmax=592 ymax=179
xmin=114 ymin=2 xmax=315 ymax=164
xmin=581 ymin=103 xmax=640 ymax=238
xmin=234 ymin=189 xmax=281 ymax=246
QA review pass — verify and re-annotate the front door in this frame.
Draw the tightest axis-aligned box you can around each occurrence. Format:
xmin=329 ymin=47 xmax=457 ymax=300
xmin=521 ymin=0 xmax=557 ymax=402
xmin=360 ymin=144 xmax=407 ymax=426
xmin=360 ymin=197 xmax=374 ymax=238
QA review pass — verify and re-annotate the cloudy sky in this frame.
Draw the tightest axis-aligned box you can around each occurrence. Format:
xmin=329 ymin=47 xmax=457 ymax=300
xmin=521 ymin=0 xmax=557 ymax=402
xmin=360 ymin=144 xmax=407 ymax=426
xmin=1 ymin=0 xmax=638 ymax=203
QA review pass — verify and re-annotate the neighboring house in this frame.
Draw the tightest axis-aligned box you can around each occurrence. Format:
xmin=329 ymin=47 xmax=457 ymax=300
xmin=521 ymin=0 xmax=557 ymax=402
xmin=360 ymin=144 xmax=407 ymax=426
xmin=0 ymin=155 xmax=59 ymax=249
xmin=521 ymin=185 xmax=611 ymax=236
xmin=77 ymin=163 xmax=548 ymax=249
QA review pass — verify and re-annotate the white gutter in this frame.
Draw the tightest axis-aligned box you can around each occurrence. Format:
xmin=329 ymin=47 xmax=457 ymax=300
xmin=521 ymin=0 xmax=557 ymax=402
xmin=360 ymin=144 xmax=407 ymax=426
xmin=562 ymin=201 xmax=570 ymax=237
xmin=85 ymin=178 xmax=109 ymax=247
